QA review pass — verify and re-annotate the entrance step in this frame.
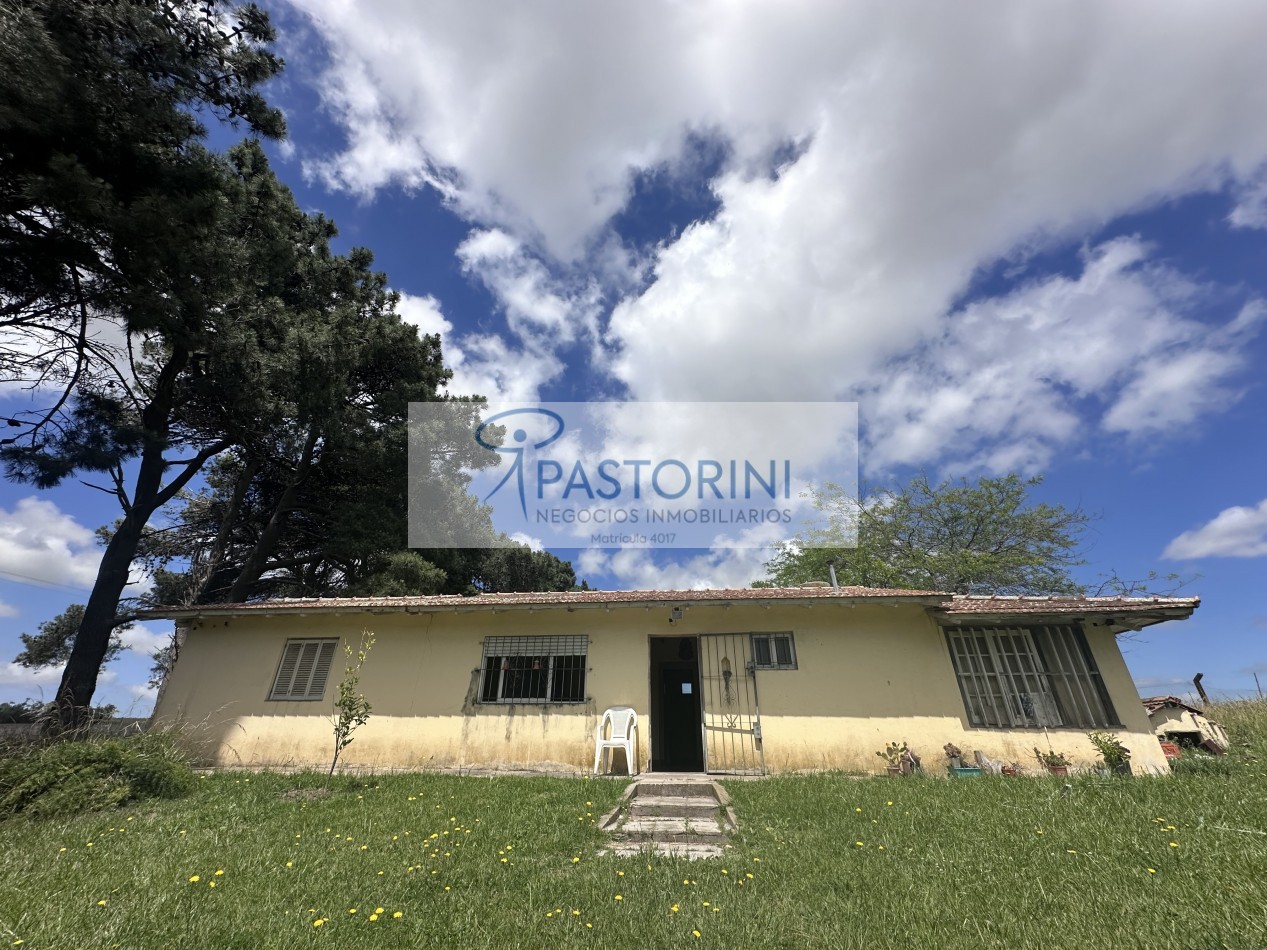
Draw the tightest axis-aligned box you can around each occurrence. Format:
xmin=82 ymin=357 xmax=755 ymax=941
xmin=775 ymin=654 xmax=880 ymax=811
xmin=598 ymin=777 xmax=736 ymax=860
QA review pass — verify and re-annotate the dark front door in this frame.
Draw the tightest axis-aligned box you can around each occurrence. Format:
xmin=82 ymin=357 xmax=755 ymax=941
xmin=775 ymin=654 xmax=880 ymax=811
xmin=649 ymin=637 xmax=704 ymax=771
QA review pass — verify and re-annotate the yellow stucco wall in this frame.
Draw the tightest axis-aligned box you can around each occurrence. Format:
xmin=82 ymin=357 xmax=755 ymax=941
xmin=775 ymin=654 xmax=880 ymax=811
xmin=152 ymin=601 xmax=1169 ymax=774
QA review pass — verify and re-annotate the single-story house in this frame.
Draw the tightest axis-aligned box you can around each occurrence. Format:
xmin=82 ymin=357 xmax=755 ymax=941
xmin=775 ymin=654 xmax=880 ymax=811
xmin=1142 ymin=695 xmax=1229 ymax=754
xmin=146 ymin=586 xmax=1198 ymax=775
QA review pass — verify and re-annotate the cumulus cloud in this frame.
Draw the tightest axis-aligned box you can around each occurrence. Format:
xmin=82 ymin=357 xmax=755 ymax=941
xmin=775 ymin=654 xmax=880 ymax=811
xmin=0 ymin=661 xmax=62 ymax=688
xmin=118 ymin=622 xmax=172 ymax=659
xmin=0 ymin=498 xmax=104 ymax=590
xmin=1164 ymin=498 xmax=1267 ymax=559
xmin=0 ymin=599 xmax=17 ymax=618
xmin=290 ymin=0 xmax=1267 ymax=468
xmin=859 ymin=238 xmax=1259 ymax=471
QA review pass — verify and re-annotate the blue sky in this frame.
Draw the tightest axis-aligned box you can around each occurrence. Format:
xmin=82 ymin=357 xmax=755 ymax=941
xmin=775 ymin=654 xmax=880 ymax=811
xmin=3 ymin=1 xmax=1267 ymax=714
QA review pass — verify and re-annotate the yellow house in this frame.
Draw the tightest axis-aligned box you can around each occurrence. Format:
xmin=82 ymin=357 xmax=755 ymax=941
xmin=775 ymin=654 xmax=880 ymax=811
xmin=146 ymin=586 xmax=1197 ymax=776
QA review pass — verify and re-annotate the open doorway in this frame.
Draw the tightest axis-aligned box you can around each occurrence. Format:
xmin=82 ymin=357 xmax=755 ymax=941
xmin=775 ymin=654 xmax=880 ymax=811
xmin=649 ymin=636 xmax=704 ymax=771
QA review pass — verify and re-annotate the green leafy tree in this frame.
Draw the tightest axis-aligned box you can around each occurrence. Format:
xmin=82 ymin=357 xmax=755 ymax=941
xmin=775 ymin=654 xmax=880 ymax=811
xmin=14 ymin=604 xmax=125 ymax=669
xmin=766 ymin=472 xmax=1089 ymax=595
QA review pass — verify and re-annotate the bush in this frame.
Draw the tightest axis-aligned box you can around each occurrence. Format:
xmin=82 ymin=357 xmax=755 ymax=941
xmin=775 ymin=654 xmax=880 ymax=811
xmin=0 ymin=731 xmax=197 ymax=820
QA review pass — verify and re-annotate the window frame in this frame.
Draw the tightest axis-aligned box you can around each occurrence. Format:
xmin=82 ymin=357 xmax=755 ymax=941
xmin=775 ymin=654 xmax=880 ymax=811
xmin=750 ymin=632 xmax=798 ymax=670
xmin=477 ymin=636 xmax=589 ymax=705
xmin=268 ymin=638 xmax=339 ymax=702
xmin=943 ymin=622 xmax=1120 ymax=730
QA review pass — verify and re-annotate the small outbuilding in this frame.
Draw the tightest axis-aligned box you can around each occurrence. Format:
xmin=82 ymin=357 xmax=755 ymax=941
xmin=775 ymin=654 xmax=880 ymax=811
xmin=1141 ymin=695 xmax=1229 ymax=754
xmin=145 ymin=587 xmax=1198 ymax=775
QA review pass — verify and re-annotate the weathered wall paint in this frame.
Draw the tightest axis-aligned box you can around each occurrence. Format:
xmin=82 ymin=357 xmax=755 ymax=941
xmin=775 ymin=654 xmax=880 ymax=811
xmin=153 ymin=601 xmax=1169 ymax=774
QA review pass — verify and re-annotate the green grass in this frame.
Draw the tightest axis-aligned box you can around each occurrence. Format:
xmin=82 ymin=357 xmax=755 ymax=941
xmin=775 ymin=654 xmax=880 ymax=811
xmin=2 ymin=701 xmax=1266 ymax=949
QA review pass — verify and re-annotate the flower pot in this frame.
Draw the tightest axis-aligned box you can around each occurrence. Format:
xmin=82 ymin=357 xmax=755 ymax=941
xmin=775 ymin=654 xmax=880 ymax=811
xmin=1001 ymin=765 xmax=1019 ymax=777
xmin=1045 ymin=765 xmax=1069 ymax=777
xmin=885 ymin=765 xmax=903 ymax=777
xmin=1111 ymin=761 xmax=1132 ymax=777
xmin=1159 ymin=741 xmax=1181 ymax=761
xmin=949 ymin=766 xmax=982 ymax=778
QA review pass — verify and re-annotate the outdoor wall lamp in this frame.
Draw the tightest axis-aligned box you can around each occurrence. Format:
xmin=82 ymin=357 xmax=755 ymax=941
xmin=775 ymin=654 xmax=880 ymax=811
xmin=669 ymin=607 xmax=683 ymax=624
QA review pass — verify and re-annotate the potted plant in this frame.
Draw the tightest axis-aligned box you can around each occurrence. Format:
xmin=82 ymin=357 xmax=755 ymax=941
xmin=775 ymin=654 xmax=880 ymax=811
xmin=1088 ymin=731 xmax=1132 ymax=776
xmin=1000 ymin=762 xmax=1022 ymax=777
xmin=1033 ymin=747 xmax=1070 ymax=777
xmin=943 ymin=742 xmax=981 ymax=777
xmin=877 ymin=741 xmax=918 ymax=776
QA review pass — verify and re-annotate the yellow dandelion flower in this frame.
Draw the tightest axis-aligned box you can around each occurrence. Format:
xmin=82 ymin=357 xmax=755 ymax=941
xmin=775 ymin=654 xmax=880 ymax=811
xmin=670 ymin=905 xmax=680 ymax=913
xmin=376 ymin=908 xmax=384 ymax=915
xmin=1067 ymin=850 xmax=1077 ymax=855
xmin=586 ymin=923 xmax=593 ymax=929
xmin=614 ymin=895 xmax=623 ymax=901
xmin=208 ymin=881 xmax=217 ymax=888
xmin=369 ymin=914 xmax=379 ymax=921
xmin=444 ymin=886 xmax=451 ymax=892
xmin=693 ymin=930 xmax=701 ymax=938
xmin=393 ymin=911 xmax=403 ymax=918
xmin=746 ymin=873 xmax=754 ymax=879
xmin=214 ymin=870 xmax=224 ymax=877
xmin=855 ymin=841 xmax=864 ymax=847
xmin=1147 ymin=868 xmax=1157 ymax=874
xmin=572 ymin=857 xmax=581 ymax=864
xmin=312 ymin=920 xmax=324 ymax=928
xmin=59 ymin=847 xmax=67 ymax=853
xmin=286 ymin=861 xmax=294 ymax=868
xmin=97 ymin=900 xmax=107 ymax=907
xmin=855 ymin=808 xmax=862 ymax=813
xmin=546 ymin=913 xmax=554 ymax=918
xmin=1169 ymin=842 xmax=1179 ymax=848
xmin=349 ymin=908 xmax=357 ymax=914
xmin=721 ymin=869 xmax=728 ymax=875
xmin=188 ymin=875 xmax=200 ymax=883
xmin=617 ymin=870 xmax=625 ymax=877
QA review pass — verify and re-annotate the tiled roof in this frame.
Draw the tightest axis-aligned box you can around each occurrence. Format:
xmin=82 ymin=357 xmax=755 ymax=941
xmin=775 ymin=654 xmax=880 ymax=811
xmin=138 ymin=585 xmax=948 ymax=618
xmin=1142 ymin=695 xmax=1206 ymax=716
xmin=138 ymin=586 xmax=1200 ymax=620
xmin=938 ymin=594 xmax=1200 ymax=615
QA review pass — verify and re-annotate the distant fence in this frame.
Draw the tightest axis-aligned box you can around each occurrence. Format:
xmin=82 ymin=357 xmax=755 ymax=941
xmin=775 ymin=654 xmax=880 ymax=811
xmin=0 ymin=718 xmax=149 ymax=742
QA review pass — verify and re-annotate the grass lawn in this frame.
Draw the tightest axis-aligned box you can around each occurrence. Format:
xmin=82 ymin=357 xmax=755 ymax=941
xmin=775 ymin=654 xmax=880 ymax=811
xmin=2 ymin=701 xmax=1266 ymax=949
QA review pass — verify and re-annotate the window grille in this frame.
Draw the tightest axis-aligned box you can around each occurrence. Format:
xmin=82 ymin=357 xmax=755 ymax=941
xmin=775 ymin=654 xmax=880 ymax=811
xmin=750 ymin=633 xmax=797 ymax=670
xmin=944 ymin=624 xmax=1119 ymax=729
xmin=478 ymin=636 xmax=588 ymax=704
xmin=269 ymin=639 xmax=338 ymax=701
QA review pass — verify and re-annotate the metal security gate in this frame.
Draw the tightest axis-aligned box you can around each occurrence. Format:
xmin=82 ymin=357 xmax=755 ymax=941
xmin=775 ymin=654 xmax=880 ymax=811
xmin=699 ymin=634 xmax=765 ymax=775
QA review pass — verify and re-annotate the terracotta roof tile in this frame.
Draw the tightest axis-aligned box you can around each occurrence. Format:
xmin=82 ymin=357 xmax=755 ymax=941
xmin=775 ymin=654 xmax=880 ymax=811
xmin=138 ymin=585 xmax=948 ymax=618
xmin=938 ymin=594 xmax=1199 ymax=615
xmin=138 ymin=586 xmax=1200 ymax=620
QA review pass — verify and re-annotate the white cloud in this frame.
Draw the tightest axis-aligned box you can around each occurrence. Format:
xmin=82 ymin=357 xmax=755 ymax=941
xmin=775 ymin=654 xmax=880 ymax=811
xmin=858 ymin=238 xmax=1259 ymax=471
xmin=291 ymin=0 xmax=1267 ymax=465
xmin=0 ymin=498 xmax=103 ymax=590
xmin=0 ymin=599 xmax=17 ymax=618
xmin=396 ymin=292 xmax=453 ymax=339
xmin=1164 ymin=498 xmax=1267 ymax=559
xmin=118 ymin=622 xmax=171 ymax=658
xmin=577 ymin=547 xmax=774 ymax=591
xmin=0 ymin=661 xmax=62 ymax=688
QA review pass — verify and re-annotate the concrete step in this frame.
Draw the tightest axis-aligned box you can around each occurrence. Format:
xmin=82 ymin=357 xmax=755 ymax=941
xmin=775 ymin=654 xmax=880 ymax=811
xmin=616 ymin=816 xmax=726 ymax=838
xmin=601 ymin=841 xmax=727 ymax=860
xmin=634 ymin=781 xmax=719 ymax=798
xmin=629 ymin=795 xmax=719 ymax=818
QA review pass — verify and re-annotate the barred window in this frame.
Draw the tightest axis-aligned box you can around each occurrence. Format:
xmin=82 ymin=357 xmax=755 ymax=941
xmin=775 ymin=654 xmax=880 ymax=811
xmin=751 ymin=633 xmax=797 ymax=670
xmin=478 ymin=636 xmax=588 ymax=704
xmin=944 ymin=624 xmax=1119 ymax=729
xmin=269 ymin=639 xmax=338 ymax=701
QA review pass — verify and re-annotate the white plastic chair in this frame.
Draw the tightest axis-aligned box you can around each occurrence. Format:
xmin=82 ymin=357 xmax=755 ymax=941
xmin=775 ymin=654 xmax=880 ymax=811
xmin=593 ymin=706 xmax=639 ymax=775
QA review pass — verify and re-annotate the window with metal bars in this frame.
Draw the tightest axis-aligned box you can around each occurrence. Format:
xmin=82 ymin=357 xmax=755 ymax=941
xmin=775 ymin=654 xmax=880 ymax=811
xmin=478 ymin=636 xmax=588 ymax=704
xmin=750 ymin=633 xmax=797 ymax=670
xmin=944 ymin=623 xmax=1119 ymax=729
xmin=268 ymin=639 xmax=339 ymax=701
